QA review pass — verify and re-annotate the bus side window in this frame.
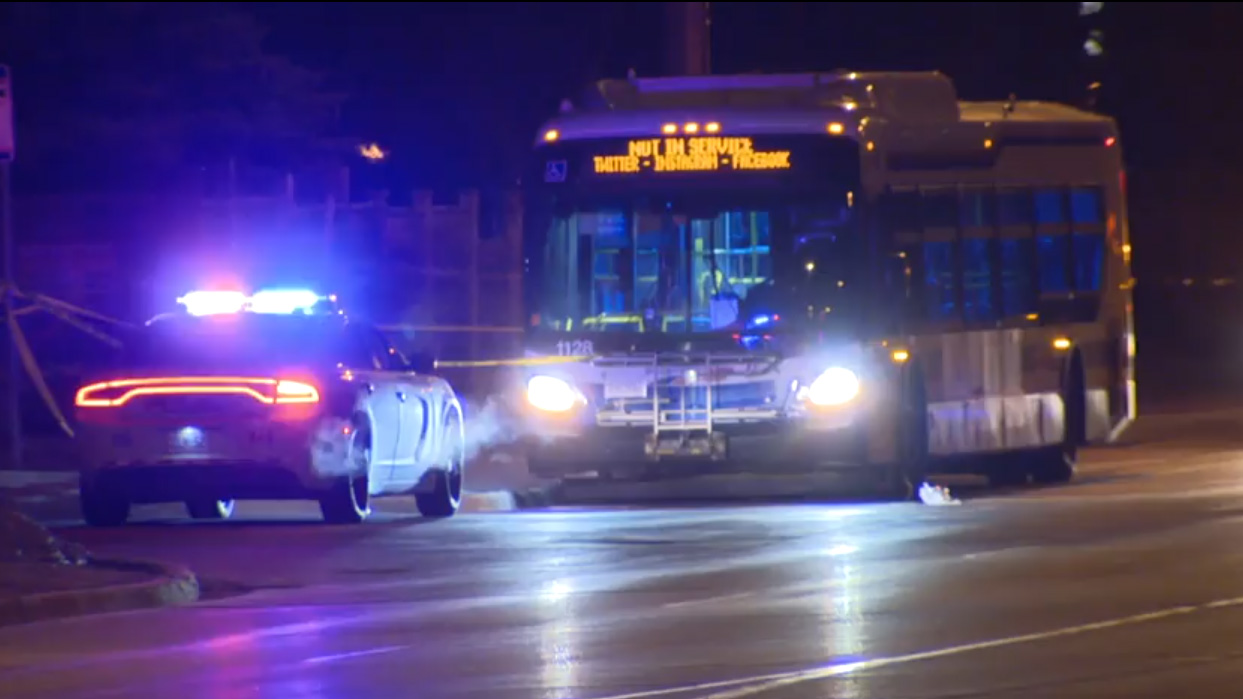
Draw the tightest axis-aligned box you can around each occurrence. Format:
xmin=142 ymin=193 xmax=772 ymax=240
xmin=880 ymin=189 xmax=924 ymax=325
xmin=997 ymin=187 xmax=1037 ymax=318
xmin=921 ymin=188 xmax=959 ymax=323
xmin=959 ymin=187 xmax=997 ymax=324
xmin=1070 ymin=187 xmax=1106 ymax=292
xmin=1034 ymin=188 xmax=1071 ymax=295
xmin=923 ymin=240 xmax=957 ymax=321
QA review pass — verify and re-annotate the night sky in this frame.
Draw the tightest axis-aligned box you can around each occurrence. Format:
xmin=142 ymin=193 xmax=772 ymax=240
xmin=0 ymin=2 xmax=1236 ymax=277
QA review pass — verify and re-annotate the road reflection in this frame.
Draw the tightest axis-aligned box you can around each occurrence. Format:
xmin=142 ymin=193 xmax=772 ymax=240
xmin=540 ymin=578 xmax=580 ymax=699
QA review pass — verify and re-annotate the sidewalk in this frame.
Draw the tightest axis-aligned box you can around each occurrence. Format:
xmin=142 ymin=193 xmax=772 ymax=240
xmin=0 ymin=558 xmax=199 ymax=627
xmin=0 ymin=507 xmax=199 ymax=627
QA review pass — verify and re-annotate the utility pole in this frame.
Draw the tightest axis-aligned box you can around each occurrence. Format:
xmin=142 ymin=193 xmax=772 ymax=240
xmin=666 ymin=2 xmax=712 ymax=76
xmin=1080 ymin=2 xmax=1106 ymax=111
xmin=0 ymin=65 xmax=19 ymax=471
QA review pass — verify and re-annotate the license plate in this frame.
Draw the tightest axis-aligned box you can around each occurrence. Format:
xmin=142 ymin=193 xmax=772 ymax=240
xmin=603 ymin=370 xmax=648 ymax=399
xmin=169 ymin=427 xmax=208 ymax=451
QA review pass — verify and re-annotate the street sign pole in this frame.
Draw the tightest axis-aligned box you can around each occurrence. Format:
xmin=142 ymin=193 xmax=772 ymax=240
xmin=0 ymin=64 xmax=21 ymax=471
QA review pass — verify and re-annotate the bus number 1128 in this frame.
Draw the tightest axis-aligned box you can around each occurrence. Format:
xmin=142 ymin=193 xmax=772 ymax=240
xmin=556 ymin=340 xmax=594 ymax=357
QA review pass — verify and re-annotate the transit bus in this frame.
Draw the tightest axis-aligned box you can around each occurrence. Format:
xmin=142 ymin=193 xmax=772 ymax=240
xmin=517 ymin=70 xmax=1135 ymax=497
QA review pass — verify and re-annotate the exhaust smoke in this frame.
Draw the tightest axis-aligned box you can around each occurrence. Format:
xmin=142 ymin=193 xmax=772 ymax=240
xmin=460 ymin=394 xmax=526 ymax=462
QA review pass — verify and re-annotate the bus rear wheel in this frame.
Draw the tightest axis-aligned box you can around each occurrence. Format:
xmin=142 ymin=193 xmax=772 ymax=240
xmin=1030 ymin=356 xmax=1085 ymax=485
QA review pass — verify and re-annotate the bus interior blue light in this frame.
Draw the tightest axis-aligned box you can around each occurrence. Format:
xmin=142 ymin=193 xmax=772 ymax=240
xmin=249 ymin=289 xmax=324 ymax=315
xmin=178 ymin=291 xmax=247 ymax=316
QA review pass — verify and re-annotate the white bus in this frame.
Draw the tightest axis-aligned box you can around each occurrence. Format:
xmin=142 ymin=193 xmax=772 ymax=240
xmin=517 ymin=70 xmax=1135 ymax=497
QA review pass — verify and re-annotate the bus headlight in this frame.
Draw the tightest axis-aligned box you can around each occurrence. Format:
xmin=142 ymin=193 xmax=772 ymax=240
xmin=527 ymin=375 xmax=583 ymax=413
xmin=806 ymin=367 xmax=861 ymax=406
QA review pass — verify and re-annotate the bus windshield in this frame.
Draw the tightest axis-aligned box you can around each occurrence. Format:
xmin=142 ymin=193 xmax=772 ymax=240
xmin=528 ymin=192 xmax=862 ymax=335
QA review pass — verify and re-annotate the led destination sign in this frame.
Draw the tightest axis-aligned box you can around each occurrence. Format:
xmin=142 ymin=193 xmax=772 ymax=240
xmin=592 ymin=137 xmax=792 ymax=174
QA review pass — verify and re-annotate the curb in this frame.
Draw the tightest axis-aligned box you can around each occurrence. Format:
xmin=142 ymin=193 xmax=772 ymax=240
xmin=461 ymin=490 xmax=518 ymax=512
xmin=512 ymin=486 xmax=559 ymax=509
xmin=0 ymin=559 xmax=200 ymax=628
xmin=460 ymin=488 xmax=564 ymax=512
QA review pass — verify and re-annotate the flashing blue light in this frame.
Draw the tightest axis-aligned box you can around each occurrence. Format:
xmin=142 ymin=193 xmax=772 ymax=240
xmin=738 ymin=334 xmax=765 ymax=350
xmin=746 ymin=313 xmax=780 ymax=330
xmin=250 ymin=289 xmax=324 ymax=315
xmin=178 ymin=290 xmax=247 ymax=316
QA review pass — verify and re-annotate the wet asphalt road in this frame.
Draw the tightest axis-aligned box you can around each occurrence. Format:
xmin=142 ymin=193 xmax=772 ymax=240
xmin=6 ymin=410 xmax=1243 ymax=698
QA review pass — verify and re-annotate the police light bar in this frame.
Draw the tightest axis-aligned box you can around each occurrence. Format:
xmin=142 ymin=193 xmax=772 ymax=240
xmin=176 ymin=288 xmax=332 ymax=316
xmin=178 ymin=291 xmax=247 ymax=317
xmin=249 ymin=289 xmax=324 ymax=315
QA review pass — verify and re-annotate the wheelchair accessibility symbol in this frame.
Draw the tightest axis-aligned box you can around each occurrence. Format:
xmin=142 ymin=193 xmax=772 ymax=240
xmin=544 ymin=160 xmax=567 ymax=183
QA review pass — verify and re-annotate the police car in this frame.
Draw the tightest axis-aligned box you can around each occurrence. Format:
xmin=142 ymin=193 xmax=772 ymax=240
xmin=73 ymin=289 xmax=466 ymax=525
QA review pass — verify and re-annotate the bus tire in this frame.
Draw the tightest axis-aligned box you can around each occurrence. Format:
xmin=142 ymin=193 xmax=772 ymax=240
xmin=882 ymin=367 xmax=928 ymax=501
xmin=987 ymin=459 xmax=1030 ymax=488
xmin=1030 ymin=352 xmax=1084 ymax=485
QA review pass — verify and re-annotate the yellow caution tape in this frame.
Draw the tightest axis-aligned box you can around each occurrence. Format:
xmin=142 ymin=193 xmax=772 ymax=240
xmin=435 ymin=355 xmax=592 ymax=369
xmin=380 ymin=324 xmax=523 ymax=334
xmin=7 ymin=309 xmax=74 ymax=438
xmin=36 ymin=301 xmax=123 ymax=348
xmin=30 ymin=293 xmax=134 ymax=327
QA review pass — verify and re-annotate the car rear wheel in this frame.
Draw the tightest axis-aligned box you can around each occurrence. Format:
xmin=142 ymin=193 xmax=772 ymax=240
xmin=417 ymin=405 xmax=465 ymax=518
xmin=320 ymin=432 xmax=372 ymax=524
xmin=80 ymin=473 xmax=131 ymax=527
xmin=186 ymin=499 xmax=235 ymax=520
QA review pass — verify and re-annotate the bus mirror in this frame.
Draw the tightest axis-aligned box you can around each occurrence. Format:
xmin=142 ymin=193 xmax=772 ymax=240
xmin=884 ymin=253 xmax=910 ymax=291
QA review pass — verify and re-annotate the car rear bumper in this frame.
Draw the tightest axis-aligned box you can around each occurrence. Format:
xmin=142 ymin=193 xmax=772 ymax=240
xmin=84 ymin=463 xmax=323 ymax=503
xmin=77 ymin=420 xmax=354 ymax=501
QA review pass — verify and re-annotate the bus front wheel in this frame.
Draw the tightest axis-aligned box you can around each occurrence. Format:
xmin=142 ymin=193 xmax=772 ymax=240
xmin=879 ymin=368 xmax=928 ymax=501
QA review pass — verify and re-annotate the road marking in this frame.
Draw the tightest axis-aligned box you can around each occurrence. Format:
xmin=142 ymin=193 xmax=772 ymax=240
xmin=592 ymin=595 xmax=1243 ymax=699
xmin=660 ymin=592 xmax=757 ymax=610
xmin=302 ymin=645 xmax=405 ymax=665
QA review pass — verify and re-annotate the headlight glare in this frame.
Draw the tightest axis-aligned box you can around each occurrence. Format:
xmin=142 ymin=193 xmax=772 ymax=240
xmin=526 ymin=375 xmax=582 ymax=412
xmin=806 ymin=367 xmax=860 ymax=406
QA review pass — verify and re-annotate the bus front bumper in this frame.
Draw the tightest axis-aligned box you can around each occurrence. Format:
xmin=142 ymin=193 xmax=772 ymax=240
xmin=523 ymin=414 xmax=869 ymax=479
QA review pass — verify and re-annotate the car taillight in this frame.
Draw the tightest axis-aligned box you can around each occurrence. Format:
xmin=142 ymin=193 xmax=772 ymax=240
xmin=74 ymin=377 xmax=321 ymax=408
xmin=274 ymin=379 xmax=319 ymax=404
